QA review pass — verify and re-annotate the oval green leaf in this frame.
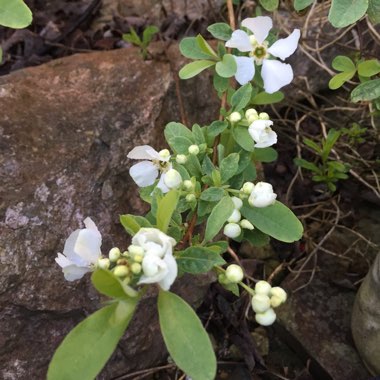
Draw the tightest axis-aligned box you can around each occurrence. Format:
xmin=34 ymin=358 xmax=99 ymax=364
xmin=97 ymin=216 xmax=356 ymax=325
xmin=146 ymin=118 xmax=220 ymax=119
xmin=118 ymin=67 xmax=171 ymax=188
xmin=179 ymin=60 xmax=216 ymax=80
xmin=351 ymin=79 xmax=380 ymax=102
xmin=328 ymin=0 xmax=369 ymax=28
xmin=0 ymin=0 xmax=32 ymax=28
xmin=158 ymin=291 xmax=217 ymax=380
xmin=215 ymin=54 xmax=237 ymax=78
xmin=294 ymin=0 xmax=314 ymax=11
xmin=157 ymin=190 xmax=180 ymax=233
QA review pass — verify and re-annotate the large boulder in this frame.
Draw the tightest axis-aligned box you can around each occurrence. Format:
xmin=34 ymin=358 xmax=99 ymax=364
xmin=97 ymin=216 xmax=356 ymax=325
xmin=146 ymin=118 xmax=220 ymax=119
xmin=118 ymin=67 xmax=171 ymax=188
xmin=0 ymin=44 xmax=219 ymax=379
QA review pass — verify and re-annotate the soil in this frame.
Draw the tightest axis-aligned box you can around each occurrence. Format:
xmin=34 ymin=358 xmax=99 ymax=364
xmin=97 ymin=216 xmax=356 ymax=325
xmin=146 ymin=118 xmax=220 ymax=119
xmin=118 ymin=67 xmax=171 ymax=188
xmin=1 ymin=1 xmax=379 ymax=380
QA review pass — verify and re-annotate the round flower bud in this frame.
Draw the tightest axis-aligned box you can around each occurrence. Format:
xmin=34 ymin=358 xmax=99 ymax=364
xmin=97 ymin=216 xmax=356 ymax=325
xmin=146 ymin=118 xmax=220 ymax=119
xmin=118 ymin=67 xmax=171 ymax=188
xmin=259 ymin=112 xmax=270 ymax=120
xmin=158 ymin=149 xmax=170 ymax=159
xmin=133 ymin=254 xmax=143 ymax=263
xmin=240 ymin=219 xmax=254 ymax=230
xmin=231 ymin=196 xmax=243 ymax=210
xmin=114 ymin=265 xmax=129 ymax=277
xmin=176 ymin=154 xmax=187 ymax=164
xmin=242 ymin=182 xmax=255 ymax=195
xmin=164 ymin=169 xmax=182 ymax=189
xmin=183 ymin=180 xmax=193 ymax=190
xmin=255 ymin=280 xmax=272 ymax=295
xmin=251 ymin=294 xmax=271 ymax=313
xmin=255 ymin=308 xmax=277 ymax=326
xmin=245 ymin=108 xmax=259 ymax=123
xmin=97 ymin=258 xmax=110 ymax=270
xmin=270 ymin=287 xmax=287 ymax=307
xmin=228 ymin=209 xmax=241 ymax=223
xmin=186 ymin=193 xmax=196 ymax=202
xmin=188 ymin=145 xmax=200 ymax=155
xmin=229 ymin=112 xmax=242 ymax=123
xmin=225 ymin=264 xmax=244 ymax=283
xmin=109 ymin=247 xmax=121 ymax=262
xmin=130 ymin=262 xmax=142 ymax=274
xmin=223 ymin=223 xmax=241 ymax=238
xmin=248 ymin=182 xmax=277 ymax=208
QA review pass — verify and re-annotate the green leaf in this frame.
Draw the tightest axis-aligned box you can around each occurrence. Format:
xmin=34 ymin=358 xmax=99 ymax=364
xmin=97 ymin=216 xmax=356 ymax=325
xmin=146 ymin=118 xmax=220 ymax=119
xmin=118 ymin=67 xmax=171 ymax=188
xmin=351 ymin=79 xmax=380 ymax=102
xmin=179 ymin=60 xmax=216 ymax=79
xmin=123 ymin=27 xmax=142 ymax=45
xmin=357 ymin=59 xmax=380 ymax=77
xmin=206 ymin=241 xmax=228 ymax=254
xmin=368 ymin=0 xmax=380 ymax=24
xmin=192 ymin=124 xmax=206 ymax=145
xmin=231 ymin=83 xmax=252 ymax=111
xmin=204 ymin=196 xmax=235 ymax=242
xmin=220 ymin=153 xmax=240 ymax=183
xmin=207 ymin=120 xmax=228 ymax=138
xmin=179 ymin=37 xmax=216 ymax=60
xmin=232 ymin=126 xmax=255 ymax=152
xmin=92 ymin=269 xmax=138 ymax=299
xmin=200 ymin=187 xmax=225 ymax=202
xmin=213 ymin=73 xmax=229 ymax=93
xmin=221 ymin=282 xmax=240 ymax=296
xmin=328 ymin=71 xmax=355 ymax=89
xmin=294 ymin=0 xmax=314 ymax=11
xmin=177 ymin=246 xmax=226 ymax=274
xmin=0 ymin=0 xmax=32 ymax=28
xmin=294 ymin=158 xmax=320 ymax=173
xmin=120 ymin=214 xmax=152 ymax=236
xmin=47 ymin=300 xmax=138 ymax=380
xmin=169 ymin=136 xmax=193 ymax=154
xmin=207 ymin=23 xmax=233 ymax=41
xmin=303 ymin=138 xmax=322 ymax=153
xmin=215 ymin=54 xmax=237 ymax=78
xmin=241 ymin=201 xmax=303 ymax=243
xmin=253 ymin=147 xmax=278 ymax=163
xmin=196 ymin=34 xmax=218 ymax=59
xmin=142 ymin=25 xmax=159 ymax=46
xmin=259 ymin=0 xmax=279 ymax=11
xmin=332 ymin=55 xmax=356 ymax=72
xmin=244 ymin=228 xmax=270 ymax=247
xmin=165 ymin=122 xmax=194 ymax=142
xmin=158 ymin=291 xmax=217 ymax=380
xmin=322 ymin=128 xmax=340 ymax=161
xmin=328 ymin=0 xmax=369 ymax=28
xmin=157 ymin=190 xmax=180 ymax=233
xmin=251 ymin=91 xmax=284 ymax=105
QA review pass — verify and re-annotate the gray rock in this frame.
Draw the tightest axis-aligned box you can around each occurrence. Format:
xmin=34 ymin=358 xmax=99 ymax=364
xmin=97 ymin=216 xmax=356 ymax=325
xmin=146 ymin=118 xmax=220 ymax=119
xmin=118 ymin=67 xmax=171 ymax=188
xmin=0 ymin=44 xmax=219 ymax=379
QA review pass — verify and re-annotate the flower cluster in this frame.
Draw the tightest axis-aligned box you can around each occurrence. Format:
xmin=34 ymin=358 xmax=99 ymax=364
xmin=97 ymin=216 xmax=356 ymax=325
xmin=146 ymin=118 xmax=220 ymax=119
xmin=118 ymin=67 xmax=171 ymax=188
xmin=251 ymin=280 xmax=287 ymax=326
xmin=225 ymin=16 xmax=300 ymax=93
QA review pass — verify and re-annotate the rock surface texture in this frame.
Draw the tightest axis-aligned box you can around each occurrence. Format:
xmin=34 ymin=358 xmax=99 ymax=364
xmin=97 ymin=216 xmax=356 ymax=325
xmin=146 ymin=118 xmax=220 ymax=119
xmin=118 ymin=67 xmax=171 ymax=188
xmin=0 ymin=44 xmax=219 ymax=379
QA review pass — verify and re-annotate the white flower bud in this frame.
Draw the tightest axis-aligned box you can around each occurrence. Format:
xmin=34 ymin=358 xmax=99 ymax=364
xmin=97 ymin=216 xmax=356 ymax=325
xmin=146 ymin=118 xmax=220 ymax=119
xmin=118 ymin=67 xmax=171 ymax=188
xmin=128 ymin=245 xmax=144 ymax=256
xmin=97 ymin=258 xmax=110 ymax=270
xmin=114 ymin=265 xmax=129 ymax=277
xmin=186 ymin=193 xmax=196 ymax=202
xmin=255 ymin=280 xmax=272 ymax=295
xmin=133 ymin=254 xmax=143 ymax=263
xmin=248 ymin=120 xmax=277 ymax=148
xmin=255 ymin=308 xmax=277 ymax=326
xmin=158 ymin=149 xmax=170 ymax=159
xmin=183 ymin=180 xmax=193 ymax=190
xmin=223 ymin=223 xmax=241 ymax=238
xmin=130 ymin=262 xmax=142 ymax=274
xmin=228 ymin=209 xmax=241 ymax=223
xmin=259 ymin=112 xmax=270 ymax=120
xmin=188 ymin=145 xmax=200 ymax=155
xmin=270 ymin=287 xmax=287 ymax=307
xmin=245 ymin=108 xmax=259 ymax=123
xmin=164 ymin=169 xmax=182 ymax=189
xmin=251 ymin=294 xmax=271 ymax=313
xmin=242 ymin=182 xmax=255 ymax=195
xmin=229 ymin=112 xmax=242 ymax=123
xmin=225 ymin=264 xmax=244 ymax=283
xmin=109 ymin=247 xmax=121 ymax=262
xmin=176 ymin=154 xmax=187 ymax=164
xmin=231 ymin=196 xmax=243 ymax=210
xmin=240 ymin=219 xmax=254 ymax=230
xmin=248 ymin=182 xmax=277 ymax=208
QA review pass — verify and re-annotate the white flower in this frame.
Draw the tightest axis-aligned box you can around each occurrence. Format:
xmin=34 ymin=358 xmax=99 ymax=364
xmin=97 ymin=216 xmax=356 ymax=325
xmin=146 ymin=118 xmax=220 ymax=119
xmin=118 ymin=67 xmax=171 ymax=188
xmin=225 ymin=264 xmax=244 ymax=283
xmin=163 ymin=169 xmax=182 ymax=189
xmin=251 ymin=294 xmax=271 ymax=313
xmin=225 ymin=16 xmax=300 ymax=93
xmin=248 ymin=182 xmax=277 ymax=208
xmin=223 ymin=223 xmax=241 ymax=238
xmin=132 ymin=228 xmax=177 ymax=290
xmin=229 ymin=112 xmax=242 ymax=123
xmin=231 ymin=196 xmax=243 ymax=210
xmin=270 ymin=287 xmax=287 ymax=307
xmin=228 ymin=209 xmax=241 ymax=223
xmin=55 ymin=217 xmax=102 ymax=281
xmin=240 ymin=219 xmax=254 ymax=230
xmin=255 ymin=307 xmax=277 ymax=326
xmin=248 ymin=119 xmax=277 ymax=148
xmin=255 ymin=280 xmax=272 ymax=295
xmin=127 ymin=145 xmax=172 ymax=193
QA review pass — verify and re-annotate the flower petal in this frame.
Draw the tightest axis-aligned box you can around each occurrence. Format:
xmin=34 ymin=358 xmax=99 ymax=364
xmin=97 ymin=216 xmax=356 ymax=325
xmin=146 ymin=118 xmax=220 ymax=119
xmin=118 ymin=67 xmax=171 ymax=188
xmin=127 ymin=145 xmax=161 ymax=160
xmin=138 ymin=255 xmax=168 ymax=285
xmin=261 ymin=59 xmax=294 ymax=94
xmin=268 ymin=29 xmax=300 ymax=60
xmin=71 ymin=229 xmax=102 ymax=264
xmin=158 ymin=253 xmax=178 ymax=291
xmin=225 ymin=30 xmax=252 ymax=52
xmin=55 ymin=252 xmax=73 ymax=268
xmin=234 ymin=56 xmax=255 ymax=85
xmin=62 ymin=265 xmax=90 ymax=281
xmin=242 ymin=16 xmax=273 ymax=45
xmin=156 ymin=173 xmax=170 ymax=193
xmin=130 ymin=161 xmax=158 ymax=187
xmin=83 ymin=217 xmax=102 ymax=240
